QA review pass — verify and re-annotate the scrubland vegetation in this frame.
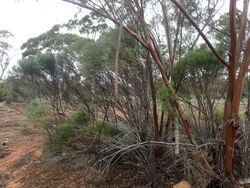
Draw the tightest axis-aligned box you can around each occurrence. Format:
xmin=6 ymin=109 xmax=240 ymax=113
xmin=1 ymin=0 xmax=250 ymax=187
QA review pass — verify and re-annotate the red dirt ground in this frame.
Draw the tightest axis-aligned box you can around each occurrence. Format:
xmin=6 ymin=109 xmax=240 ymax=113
xmin=0 ymin=103 xmax=193 ymax=188
xmin=0 ymin=103 xmax=45 ymax=188
xmin=0 ymin=103 xmax=110 ymax=188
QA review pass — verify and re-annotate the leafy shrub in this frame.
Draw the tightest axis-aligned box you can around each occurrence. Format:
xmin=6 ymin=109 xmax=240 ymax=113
xmin=27 ymin=98 xmax=54 ymax=131
xmin=88 ymin=121 xmax=122 ymax=137
xmin=71 ymin=107 xmax=90 ymax=126
xmin=53 ymin=123 xmax=75 ymax=143
xmin=20 ymin=121 xmax=32 ymax=135
xmin=45 ymin=123 xmax=77 ymax=155
xmin=157 ymin=85 xmax=176 ymax=115
xmin=0 ymin=83 xmax=8 ymax=102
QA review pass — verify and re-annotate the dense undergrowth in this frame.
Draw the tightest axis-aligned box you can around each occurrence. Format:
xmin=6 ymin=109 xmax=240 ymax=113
xmin=24 ymin=98 xmax=250 ymax=188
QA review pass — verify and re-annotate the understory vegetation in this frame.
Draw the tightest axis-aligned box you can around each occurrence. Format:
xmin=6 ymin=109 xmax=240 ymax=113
xmin=1 ymin=0 xmax=250 ymax=187
xmin=23 ymin=96 xmax=250 ymax=187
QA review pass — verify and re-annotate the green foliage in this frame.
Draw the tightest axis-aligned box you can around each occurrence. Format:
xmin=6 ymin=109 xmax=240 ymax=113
xmin=27 ymin=98 xmax=54 ymax=131
xmin=171 ymin=47 xmax=223 ymax=85
xmin=20 ymin=122 xmax=32 ymax=135
xmin=170 ymin=47 xmax=225 ymax=102
xmin=37 ymin=53 xmax=56 ymax=75
xmin=81 ymin=40 xmax=106 ymax=79
xmin=213 ymin=109 xmax=224 ymax=126
xmin=98 ymin=27 xmax=138 ymax=65
xmin=18 ymin=53 xmax=56 ymax=77
xmin=210 ymin=12 xmax=244 ymax=50
xmin=21 ymin=28 xmax=82 ymax=57
xmin=3 ymin=75 xmax=37 ymax=102
xmin=53 ymin=123 xmax=75 ymax=143
xmin=88 ymin=121 xmax=122 ymax=137
xmin=157 ymin=85 xmax=176 ymax=115
xmin=71 ymin=107 xmax=90 ymax=125
xmin=63 ymin=13 xmax=108 ymax=35
xmin=19 ymin=56 xmax=40 ymax=76
xmin=0 ymin=83 xmax=8 ymax=102
xmin=46 ymin=123 xmax=77 ymax=154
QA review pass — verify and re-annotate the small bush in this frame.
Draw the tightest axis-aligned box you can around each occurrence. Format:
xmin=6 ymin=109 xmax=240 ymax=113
xmin=157 ymin=85 xmax=176 ymax=115
xmin=46 ymin=123 xmax=77 ymax=155
xmin=20 ymin=121 xmax=32 ymax=135
xmin=27 ymin=98 xmax=54 ymax=131
xmin=53 ymin=123 xmax=75 ymax=143
xmin=0 ymin=83 xmax=8 ymax=102
xmin=71 ymin=107 xmax=90 ymax=126
xmin=88 ymin=121 xmax=122 ymax=137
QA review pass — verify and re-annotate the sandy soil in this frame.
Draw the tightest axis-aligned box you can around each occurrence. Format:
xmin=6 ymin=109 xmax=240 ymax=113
xmin=0 ymin=103 xmax=101 ymax=188
xmin=0 ymin=103 xmax=166 ymax=188
xmin=0 ymin=103 xmax=45 ymax=188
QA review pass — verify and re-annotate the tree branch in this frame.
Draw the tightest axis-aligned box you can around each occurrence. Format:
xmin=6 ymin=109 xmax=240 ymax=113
xmin=169 ymin=0 xmax=228 ymax=67
xmin=236 ymin=0 xmax=249 ymax=64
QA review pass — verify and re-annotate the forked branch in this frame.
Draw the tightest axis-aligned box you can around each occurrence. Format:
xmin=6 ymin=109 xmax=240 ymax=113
xmin=169 ymin=0 xmax=228 ymax=67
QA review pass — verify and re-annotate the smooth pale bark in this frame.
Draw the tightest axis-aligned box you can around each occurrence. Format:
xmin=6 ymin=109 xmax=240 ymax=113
xmin=114 ymin=22 xmax=122 ymax=98
xmin=114 ymin=0 xmax=125 ymax=98
xmin=174 ymin=123 xmax=180 ymax=155
xmin=160 ymin=0 xmax=180 ymax=152
xmin=160 ymin=0 xmax=174 ymax=69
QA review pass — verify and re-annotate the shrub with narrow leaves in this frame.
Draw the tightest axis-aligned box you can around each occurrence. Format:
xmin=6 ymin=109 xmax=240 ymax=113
xmin=53 ymin=123 xmax=75 ymax=143
xmin=27 ymin=98 xmax=54 ymax=131
xmin=71 ymin=107 xmax=90 ymax=126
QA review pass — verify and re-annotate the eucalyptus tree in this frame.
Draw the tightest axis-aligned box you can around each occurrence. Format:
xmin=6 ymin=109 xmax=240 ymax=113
xmin=97 ymin=28 xmax=155 ymax=139
xmin=62 ymin=0 xmax=218 ymax=171
xmin=12 ymin=27 xmax=92 ymax=123
xmin=171 ymin=47 xmax=225 ymax=141
xmin=209 ymin=11 xmax=250 ymax=52
xmin=62 ymin=0 xmax=250 ymax=178
xmin=21 ymin=25 xmax=82 ymax=57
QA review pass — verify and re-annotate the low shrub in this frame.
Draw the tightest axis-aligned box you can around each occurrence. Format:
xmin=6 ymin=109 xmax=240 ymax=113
xmin=20 ymin=121 xmax=32 ymax=135
xmin=71 ymin=107 xmax=90 ymax=126
xmin=26 ymin=98 xmax=55 ymax=133
xmin=53 ymin=123 xmax=76 ymax=143
xmin=88 ymin=121 xmax=122 ymax=137
xmin=0 ymin=83 xmax=8 ymax=102
xmin=46 ymin=123 xmax=77 ymax=155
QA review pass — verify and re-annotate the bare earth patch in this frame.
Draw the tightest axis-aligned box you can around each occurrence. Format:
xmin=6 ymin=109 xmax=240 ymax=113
xmin=0 ymin=103 xmax=45 ymax=188
xmin=0 ymin=103 xmax=151 ymax=188
xmin=0 ymin=103 xmax=113 ymax=188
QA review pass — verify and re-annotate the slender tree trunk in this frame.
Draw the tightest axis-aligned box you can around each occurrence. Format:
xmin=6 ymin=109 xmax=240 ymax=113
xmin=174 ymin=123 xmax=180 ymax=155
xmin=224 ymin=38 xmax=250 ymax=175
xmin=114 ymin=21 xmax=123 ymax=98
xmin=146 ymin=54 xmax=159 ymax=140
xmin=223 ymin=0 xmax=250 ymax=176
xmin=63 ymin=0 xmax=213 ymax=172
xmin=160 ymin=0 xmax=179 ymax=153
xmin=247 ymin=77 xmax=250 ymax=123
xmin=159 ymin=110 xmax=164 ymax=135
